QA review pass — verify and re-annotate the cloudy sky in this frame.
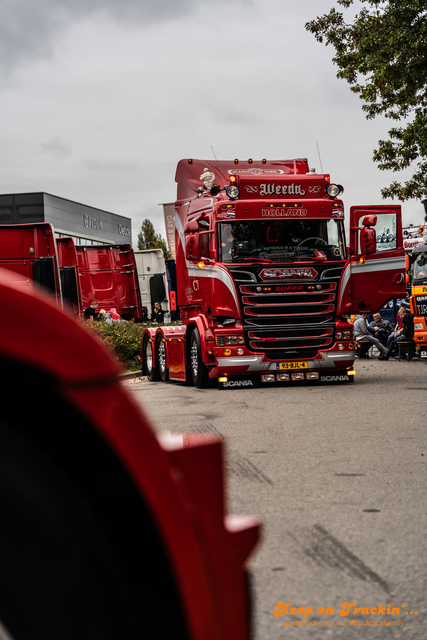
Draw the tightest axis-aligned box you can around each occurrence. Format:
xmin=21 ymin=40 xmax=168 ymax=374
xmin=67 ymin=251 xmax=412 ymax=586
xmin=0 ymin=0 xmax=422 ymax=245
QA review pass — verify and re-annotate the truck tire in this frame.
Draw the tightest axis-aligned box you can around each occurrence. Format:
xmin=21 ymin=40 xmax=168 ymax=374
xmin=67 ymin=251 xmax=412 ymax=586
xmin=190 ymin=328 xmax=209 ymax=389
xmin=143 ymin=335 xmax=159 ymax=381
xmin=156 ymin=336 xmax=169 ymax=382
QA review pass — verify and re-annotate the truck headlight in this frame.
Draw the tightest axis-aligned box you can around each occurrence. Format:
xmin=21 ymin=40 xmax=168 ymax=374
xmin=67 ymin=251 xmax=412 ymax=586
xmin=225 ymin=185 xmax=240 ymax=200
xmin=326 ymin=184 xmax=343 ymax=197
xmin=216 ymin=335 xmax=245 ymax=346
xmin=336 ymin=330 xmax=353 ymax=340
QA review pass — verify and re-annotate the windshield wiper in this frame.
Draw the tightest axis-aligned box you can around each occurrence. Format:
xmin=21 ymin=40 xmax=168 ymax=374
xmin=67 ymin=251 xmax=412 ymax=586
xmin=293 ymin=255 xmax=327 ymax=261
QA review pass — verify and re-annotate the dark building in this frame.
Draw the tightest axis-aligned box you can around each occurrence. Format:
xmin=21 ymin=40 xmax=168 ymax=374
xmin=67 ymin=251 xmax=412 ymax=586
xmin=0 ymin=192 xmax=132 ymax=246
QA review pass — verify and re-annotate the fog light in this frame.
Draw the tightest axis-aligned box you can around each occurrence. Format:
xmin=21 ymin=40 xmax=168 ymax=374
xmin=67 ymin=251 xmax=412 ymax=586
xmin=237 ymin=347 xmax=244 ymax=355
xmin=338 ymin=343 xmax=344 ymax=350
xmin=292 ymin=372 xmax=304 ymax=381
xmin=261 ymin=373 xmax=275 ymax=382
xmin=277 ymin=373 xmax=290 ymax=381
xmin=306 ymin=372 xmax=319 ymax=380
xmin=349 ymin=342 xmax=355 ymax=350
xmin=223 ymin=348 xmax=231 ymax=356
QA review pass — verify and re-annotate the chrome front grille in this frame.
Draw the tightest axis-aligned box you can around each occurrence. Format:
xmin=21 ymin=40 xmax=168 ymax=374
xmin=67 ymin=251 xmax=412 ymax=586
xmin=231 ymin=273 xmax=342 ymax=359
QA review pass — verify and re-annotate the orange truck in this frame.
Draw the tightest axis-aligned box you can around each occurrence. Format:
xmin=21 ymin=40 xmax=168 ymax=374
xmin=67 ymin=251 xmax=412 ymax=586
xmin=406 ymin=199 xmax=427 ymax=356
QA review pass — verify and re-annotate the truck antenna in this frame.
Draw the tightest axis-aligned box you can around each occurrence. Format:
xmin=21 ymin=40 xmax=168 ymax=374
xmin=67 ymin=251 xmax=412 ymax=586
xmin=211 ymin=146 xmax=218 ymax=162
xmin=316 ymin=141 xmax=324 ymax=174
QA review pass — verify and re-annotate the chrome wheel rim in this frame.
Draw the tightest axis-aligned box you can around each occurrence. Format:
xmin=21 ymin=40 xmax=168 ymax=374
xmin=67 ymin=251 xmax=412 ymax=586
xmin=158 ymin=341 xmax=166 ymax=373
xmin=145 ymin=340 xmax=153 ymax=373
xmin=191 ymin=339 xmax=198 ymax=378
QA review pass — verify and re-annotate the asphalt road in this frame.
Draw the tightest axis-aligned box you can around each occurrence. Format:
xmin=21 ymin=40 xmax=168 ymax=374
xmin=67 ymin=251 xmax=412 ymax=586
xmin=123 ymin=358 xmax=427 ymax=640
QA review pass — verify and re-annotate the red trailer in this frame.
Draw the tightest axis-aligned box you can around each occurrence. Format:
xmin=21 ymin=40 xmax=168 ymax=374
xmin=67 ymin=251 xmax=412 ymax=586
xmin=76 ymin=243 xmax=143 ymax=320
xmin=0 ymin=222 xmax=61 ymax=303
xmin=56 ymin=235 xmax=82 ymax=315
xmin=142 ymin=158 xmax=406 ymax=388
xmin=0 ymin=267 xmax=260 ymax=640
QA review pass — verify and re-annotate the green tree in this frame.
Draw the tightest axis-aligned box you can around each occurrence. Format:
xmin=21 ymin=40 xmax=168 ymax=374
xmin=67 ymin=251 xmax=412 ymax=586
xmin=305 ymin=0 xmax=427 ymax=201
xmin=137 ymin=218 xmax=171 ymax=259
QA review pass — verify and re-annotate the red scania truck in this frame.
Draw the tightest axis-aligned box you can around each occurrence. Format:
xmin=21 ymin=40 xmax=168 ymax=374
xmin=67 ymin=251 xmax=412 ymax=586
xmin=142 ymin=158 xmax=406 ymax=388
xmin=0 ymin=267 xmax=260 ymax=640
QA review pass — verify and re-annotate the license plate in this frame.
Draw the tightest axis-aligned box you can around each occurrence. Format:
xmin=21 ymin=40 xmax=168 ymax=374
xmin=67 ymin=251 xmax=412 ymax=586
xmin=276 ymin=362 xmax=308 ymax=370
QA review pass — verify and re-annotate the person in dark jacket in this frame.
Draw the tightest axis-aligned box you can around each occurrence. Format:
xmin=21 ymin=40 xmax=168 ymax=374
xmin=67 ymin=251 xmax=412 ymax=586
xmin=151 ymin=301 xmax=164 ymax=323
xmin=367 ymin=312 xmax=393 ymax=348
xmin=383 ymin=307 xmax=414 ymax=359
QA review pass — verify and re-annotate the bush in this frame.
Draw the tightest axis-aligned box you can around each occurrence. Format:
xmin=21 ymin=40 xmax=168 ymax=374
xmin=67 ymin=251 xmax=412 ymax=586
xmin=87 ymin=321 xmax=145 ymax=371
xmin=84 ymin=319 xmax=182 ymax=372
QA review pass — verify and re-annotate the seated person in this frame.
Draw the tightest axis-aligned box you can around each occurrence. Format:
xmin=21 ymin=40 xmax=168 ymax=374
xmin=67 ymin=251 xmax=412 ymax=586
xmin=367 ymin=312 xmax=392 ymax=348
xmin=384 ymin=307 xmax=415 ymax=359
xmin=354 ymin=313 xmax=388 ymax=359
xmin=107 ymin=308 xmax=121 ymax=320
xmin=387 ymin=306 xmax=405 ymax=348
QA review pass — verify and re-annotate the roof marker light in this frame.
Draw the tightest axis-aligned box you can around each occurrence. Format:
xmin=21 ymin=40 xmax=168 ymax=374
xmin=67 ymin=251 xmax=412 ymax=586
xmin=234 ymin=159 xmax=239 ymax=164
xmin=262 ymin=159 xmax=267 ymax=164
xmin=248 ymin=158 xmax=253 ymax=164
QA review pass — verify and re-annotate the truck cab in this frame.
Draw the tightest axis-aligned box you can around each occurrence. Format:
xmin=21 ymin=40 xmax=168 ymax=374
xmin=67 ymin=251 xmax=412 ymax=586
xmin=143 ymin=158 xmax=406 ymax=388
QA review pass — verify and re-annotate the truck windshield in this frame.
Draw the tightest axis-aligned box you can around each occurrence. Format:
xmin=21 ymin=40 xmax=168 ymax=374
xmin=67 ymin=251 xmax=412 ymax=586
xmin=218 ymin=219 xmax=345 ymax=263
xmin=413 ymin=252 xmax=427 ymax=280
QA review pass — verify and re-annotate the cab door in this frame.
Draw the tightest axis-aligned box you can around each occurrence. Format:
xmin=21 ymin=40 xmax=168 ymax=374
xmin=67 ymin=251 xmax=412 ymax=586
xmin=349 ymin=205 xmax=405 ymax=313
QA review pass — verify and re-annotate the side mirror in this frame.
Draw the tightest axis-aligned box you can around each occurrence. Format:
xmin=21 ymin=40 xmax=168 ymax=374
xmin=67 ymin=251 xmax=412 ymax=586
xmin=405 ymin=273 xmax=410 ymax=284
xmin=361 ymin=214 xmax=377 ymax=227
xmin=184 ymin=215 xmax=210 ymax=233
xmin=185 ymin=234 xmax=201 ymax=261
xmin=360 ymin=227 xmax=376 ymax=255
xmin=184 ymin=219 xmax=199 ymax=233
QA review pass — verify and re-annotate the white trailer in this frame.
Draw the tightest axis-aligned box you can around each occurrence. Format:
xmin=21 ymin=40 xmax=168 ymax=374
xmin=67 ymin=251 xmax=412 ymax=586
xmin=134 ymin=249 xmax=170 ymax=320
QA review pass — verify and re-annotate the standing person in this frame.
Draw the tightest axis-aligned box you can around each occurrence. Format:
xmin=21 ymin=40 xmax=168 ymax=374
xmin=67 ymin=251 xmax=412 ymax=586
xmin=354 ymin=312 xmax=388 ymax=359
xmin=367 ymin=312 xmax=393 ymax=348
xmin=151 ymin=301 xmax=164 ymax=323
xmin=384 ymin=307 xmax=415 ymax=359
xmin=83 ymin=301 xmax=99 ymax=322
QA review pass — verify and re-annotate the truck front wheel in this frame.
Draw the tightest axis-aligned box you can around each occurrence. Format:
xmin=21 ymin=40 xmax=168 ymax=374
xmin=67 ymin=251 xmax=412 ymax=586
xmin=190 ymin=328 xmax=209 ymax=389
